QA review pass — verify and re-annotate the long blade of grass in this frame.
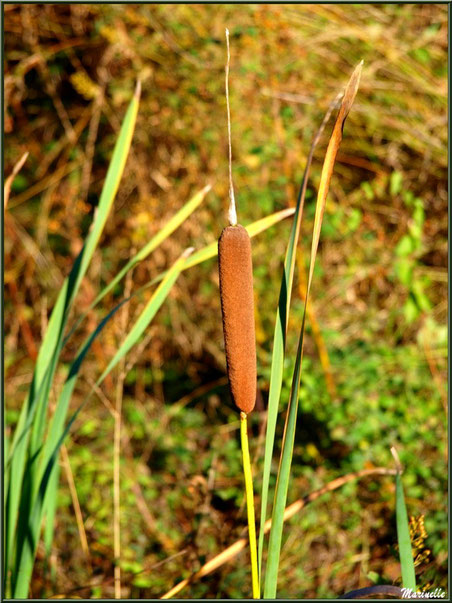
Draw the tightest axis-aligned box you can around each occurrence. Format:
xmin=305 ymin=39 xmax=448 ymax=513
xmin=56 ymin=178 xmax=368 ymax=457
xmin=258 ymin=93 xmax=342 ymax=581
xmin=29 ymin=83 xmax=141 ymax=456
xmin=12 ymin=386 xmax=91 ymax=599
xmin=4 ymin=369 xmax=43 ymax=593
xmin=6 ymin=85 xmax=140 ymax=592
xmin=64 ymin=184 xmax=211 ymax=345
xmin=5 ymin=369 xmax=53 ymax=470
xmin=5 ymin=298 xmax=62 ymax=586
xmin=97 ymin=247 xmax=194 ymax=385
xmin=391 ymin=447 xmax=416 ymax=590
xmin=43 ymin=462 xmax=60 ymax=559
xmin=4 ymin=432 xmax=9 ymax=496
xmin=43 ymin=462 xmax=60 ymax=586
xmin=13 ymin=248 xmax=192 ymax=597
xmin=263 ymin=62 xmax=362 ymax=598
xmin=4 ymin=432 xmax=10 ymax=573
xmin=7 ymin=188 xmax=207 ymax=466
xmin=12 ymin=293 xmax=130 ymax=597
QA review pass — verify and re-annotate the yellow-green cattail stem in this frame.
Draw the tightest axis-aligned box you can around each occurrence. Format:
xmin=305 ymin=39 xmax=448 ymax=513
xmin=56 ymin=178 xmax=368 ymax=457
xmin=240 ymin=411 xmax=260 ymax=598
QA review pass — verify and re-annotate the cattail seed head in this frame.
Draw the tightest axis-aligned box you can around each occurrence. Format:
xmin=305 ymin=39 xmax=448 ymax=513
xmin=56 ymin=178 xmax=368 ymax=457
xmin=218 ymin=224 xmax=257 ymax=414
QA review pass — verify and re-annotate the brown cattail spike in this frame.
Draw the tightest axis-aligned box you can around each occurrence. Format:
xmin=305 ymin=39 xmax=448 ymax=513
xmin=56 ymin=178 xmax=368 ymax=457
xmin=218 ymin=224 xmax=257 ymax=414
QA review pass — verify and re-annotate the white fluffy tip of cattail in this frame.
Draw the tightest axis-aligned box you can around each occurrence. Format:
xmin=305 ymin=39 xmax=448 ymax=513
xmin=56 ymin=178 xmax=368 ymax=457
xmin=228 ymin=192 xmax=237 ymax=226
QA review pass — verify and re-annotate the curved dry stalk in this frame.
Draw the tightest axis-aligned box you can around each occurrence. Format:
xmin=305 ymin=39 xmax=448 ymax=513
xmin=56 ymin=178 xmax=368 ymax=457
xmin=308 ymin=60 xmax=362 ymax=291
xmin=60 ymin=444 xmax=91 ymax=568
xmin=4 ymin=151 xmax=29 ymax=210
xmin=113 ymin=267 xmax=134 ymax=599
xmin=161 ymin=466 xmax=395 ymax=599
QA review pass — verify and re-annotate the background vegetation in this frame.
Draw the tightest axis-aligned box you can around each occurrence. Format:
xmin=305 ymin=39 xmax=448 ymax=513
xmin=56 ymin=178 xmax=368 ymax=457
xmin=4 ymin=3 xmax=447 ymax=599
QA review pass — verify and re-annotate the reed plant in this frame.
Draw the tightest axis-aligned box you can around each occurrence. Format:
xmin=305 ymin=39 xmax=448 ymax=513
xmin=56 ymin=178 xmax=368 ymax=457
xmin=213 ymin=32 xmax=419 ymax=599
xmin=217 ymin=28 xmax=260 ymax=599
xmin=215 ymin=28 xmax=362 ymax=596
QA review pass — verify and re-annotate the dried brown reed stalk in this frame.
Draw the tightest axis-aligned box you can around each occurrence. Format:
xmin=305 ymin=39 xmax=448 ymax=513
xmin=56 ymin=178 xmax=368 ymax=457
xmin=4 ymin=151 xmax=29 ymax=210
xmin=161 ymin=467 xmax=396 ymax=599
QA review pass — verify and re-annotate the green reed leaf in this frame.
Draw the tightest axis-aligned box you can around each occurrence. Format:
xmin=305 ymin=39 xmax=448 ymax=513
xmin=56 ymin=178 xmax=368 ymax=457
xmin=264 ymin=62 xmax=362 ymax=598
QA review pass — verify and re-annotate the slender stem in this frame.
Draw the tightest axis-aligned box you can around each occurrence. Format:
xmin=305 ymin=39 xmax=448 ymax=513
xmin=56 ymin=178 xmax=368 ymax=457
xmin=113 ymin=375 xmax=123 ymax=599
xmin=225 ymin=28 xmax=237 ymax=226
xmin=113 ymin=267 xmax=133 ymax=598
xmin=240 ymin=412 xmax=260 ymax=599
xmin=60 ymin=444 xmax=91 ymax=566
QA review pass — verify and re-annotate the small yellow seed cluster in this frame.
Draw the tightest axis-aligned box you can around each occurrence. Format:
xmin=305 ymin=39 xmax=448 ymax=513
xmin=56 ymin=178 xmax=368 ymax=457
xmin=409 ymin=515 xmax=431 ymax=568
